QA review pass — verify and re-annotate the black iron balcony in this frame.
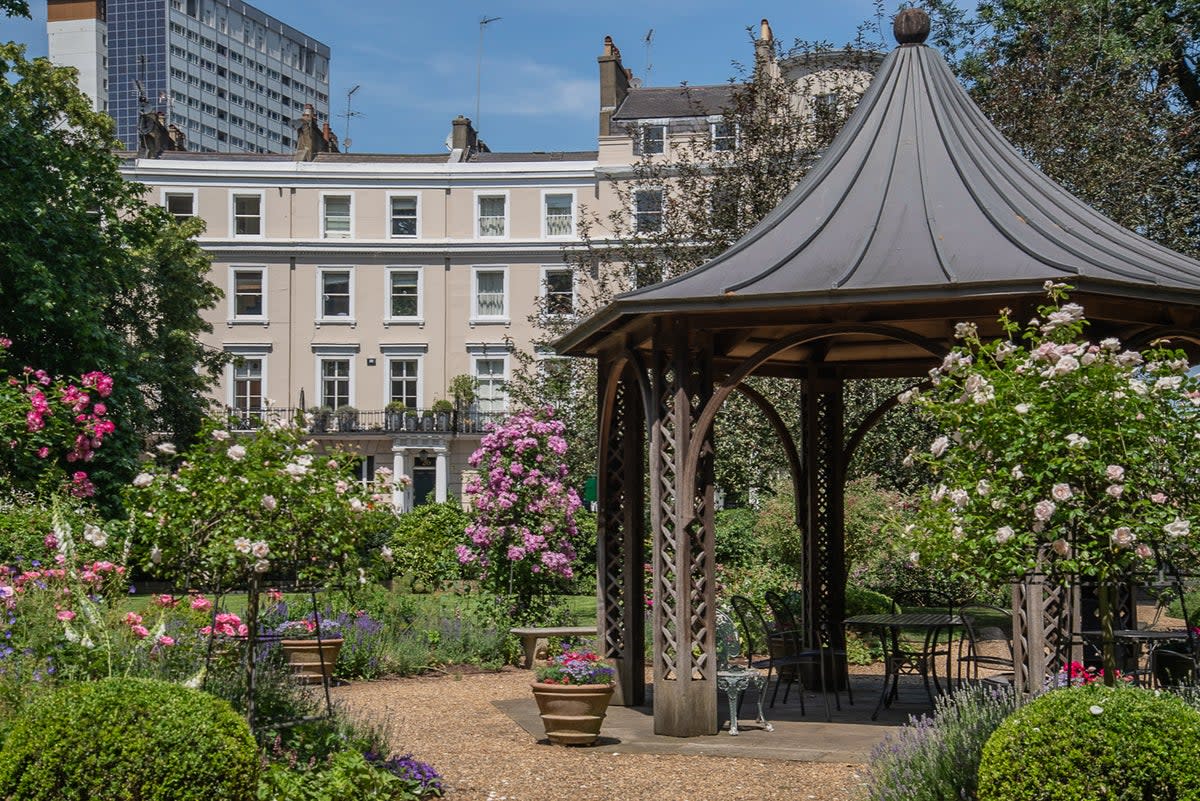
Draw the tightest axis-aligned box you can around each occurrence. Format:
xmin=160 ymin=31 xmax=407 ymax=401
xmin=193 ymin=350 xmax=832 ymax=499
xmin=223 ymin=407 xmax=507 ymax=435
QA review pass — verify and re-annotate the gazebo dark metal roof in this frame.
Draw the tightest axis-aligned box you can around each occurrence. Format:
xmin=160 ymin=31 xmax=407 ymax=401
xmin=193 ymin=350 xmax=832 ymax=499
xmin=558 ymin=15 xmax=1200 ymax=365
xmin=563 ymin=10 xmax=1200 ymax=738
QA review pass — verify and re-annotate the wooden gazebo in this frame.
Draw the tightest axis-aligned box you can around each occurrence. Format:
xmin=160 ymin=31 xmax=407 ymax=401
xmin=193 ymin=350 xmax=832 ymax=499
xmin=555 ymin=9 xmax=1200 ymax=736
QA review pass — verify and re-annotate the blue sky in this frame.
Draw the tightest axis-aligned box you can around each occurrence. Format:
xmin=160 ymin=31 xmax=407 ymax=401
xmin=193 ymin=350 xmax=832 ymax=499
xmin=4 ymin=0 xmax=886 ymax=154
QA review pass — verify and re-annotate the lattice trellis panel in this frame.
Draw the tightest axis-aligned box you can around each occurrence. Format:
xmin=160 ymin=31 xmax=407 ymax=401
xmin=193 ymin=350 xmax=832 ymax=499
xmin=1012 ymin=574 xmax=1079 ymax=695
xmin=801 ymin=378 xmax=846 ymax=652
xmin=596 ymin=364 xmax=647 ymax=706
xmin=684 ymin=353 xmax=714 ymax=681
xmin=651 ymin=349 xmax=681 ymax=682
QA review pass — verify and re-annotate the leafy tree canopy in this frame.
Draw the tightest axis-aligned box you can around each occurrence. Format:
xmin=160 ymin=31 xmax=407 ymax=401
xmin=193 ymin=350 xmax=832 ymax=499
xmin=0 ymin=44 xmax=222 ymax=510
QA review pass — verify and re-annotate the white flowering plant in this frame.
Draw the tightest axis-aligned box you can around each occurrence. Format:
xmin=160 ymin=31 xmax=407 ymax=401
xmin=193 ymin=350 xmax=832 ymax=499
xmin=123 ymin=415 xmax=398 ymax=592
xmin=901 ymin=282 xmax=1200 ymax=682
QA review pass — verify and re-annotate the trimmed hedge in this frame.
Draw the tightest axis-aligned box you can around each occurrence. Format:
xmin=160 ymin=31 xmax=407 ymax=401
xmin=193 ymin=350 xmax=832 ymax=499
xmin=0 ymin=677 xmax=257 ymax=801
xmin=978 ymin=684 xmax=1200 ymax=801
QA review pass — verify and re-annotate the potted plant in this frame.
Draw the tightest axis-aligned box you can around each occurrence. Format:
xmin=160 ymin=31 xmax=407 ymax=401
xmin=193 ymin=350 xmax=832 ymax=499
xmin=307 ymin=406 xmax=332 ymax=434
xmin=431 ymin=398 xmax=454 ymax=431
xmin=531 ymin=643 xmax=615 ymax=746
xmin=449 ymin=374 xmax=477 ymax=430
xmin=273 ymin=616 xmax=344 ymax=684
xmin=403 ymin=408 xmax=419 ymax=431
xmin=384 ymin=400 xmax=407 ymax=432
xmin=333 ymin=405 xmax=358 ymax=432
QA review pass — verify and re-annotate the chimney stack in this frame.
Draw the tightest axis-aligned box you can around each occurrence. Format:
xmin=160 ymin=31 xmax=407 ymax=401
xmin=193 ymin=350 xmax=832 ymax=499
xmin=450 ymin=115 xmax=479 ymax=159
xmin=598 ymin=35 xmax=631 ymax=137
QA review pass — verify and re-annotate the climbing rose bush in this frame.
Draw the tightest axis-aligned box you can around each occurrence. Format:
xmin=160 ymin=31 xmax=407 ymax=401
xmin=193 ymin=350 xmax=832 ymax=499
xmin=902 ymin=282 xmax=1200 ymax=585
xmin=0 ymin=336 xmax=114 ymax=498
xmin=459 ymin=406 xmax=583 ymax=613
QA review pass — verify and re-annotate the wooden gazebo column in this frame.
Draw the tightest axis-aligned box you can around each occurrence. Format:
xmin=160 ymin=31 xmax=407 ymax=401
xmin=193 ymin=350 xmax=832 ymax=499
xmin=801 ymin=369 xmax=847 ymax=661
xmin=649 ymin=321 xmax=718 ymax=736
xmin=595 ymin=353 xmax=646 ymax=706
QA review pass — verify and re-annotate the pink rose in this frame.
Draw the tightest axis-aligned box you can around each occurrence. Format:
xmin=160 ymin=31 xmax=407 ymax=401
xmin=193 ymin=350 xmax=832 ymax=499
xmin=130 ymin=624 xmax=150 ymax=639
xmin=56 ymin=609 xmax=76 ymax=621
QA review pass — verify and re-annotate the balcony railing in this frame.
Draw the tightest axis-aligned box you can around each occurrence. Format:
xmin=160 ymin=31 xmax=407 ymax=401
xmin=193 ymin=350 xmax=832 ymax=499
xmin=224 ymin=407 xmax=507 ymax=435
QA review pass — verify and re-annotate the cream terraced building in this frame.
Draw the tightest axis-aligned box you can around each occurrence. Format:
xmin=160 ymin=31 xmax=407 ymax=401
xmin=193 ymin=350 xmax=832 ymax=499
xmin=123 ymin=145 xmax=599 ymax=508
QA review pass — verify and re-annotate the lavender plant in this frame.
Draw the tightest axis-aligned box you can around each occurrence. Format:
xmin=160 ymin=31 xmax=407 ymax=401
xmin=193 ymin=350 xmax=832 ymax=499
xmin=865 ymin=685 xmax=1018 ymax=801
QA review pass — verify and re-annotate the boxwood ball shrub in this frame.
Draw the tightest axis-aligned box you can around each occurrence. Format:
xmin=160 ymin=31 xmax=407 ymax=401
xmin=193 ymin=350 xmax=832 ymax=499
xmin=978 ymin=684 xmax=1200 ymax=801
xmin=0 ymin=677 xmax=257 ymax=801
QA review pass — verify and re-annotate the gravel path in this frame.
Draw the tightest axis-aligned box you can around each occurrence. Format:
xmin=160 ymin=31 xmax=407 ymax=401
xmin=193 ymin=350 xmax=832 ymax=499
xmin=333 ymin=669 xmax=867 ymax=801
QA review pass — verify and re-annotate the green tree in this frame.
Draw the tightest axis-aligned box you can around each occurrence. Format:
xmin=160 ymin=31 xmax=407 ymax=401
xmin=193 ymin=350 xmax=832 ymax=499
xmin=0 ymin=1 xmax=29 ymax=19
xmin=0 ymin=44 xmax=222 ymax=507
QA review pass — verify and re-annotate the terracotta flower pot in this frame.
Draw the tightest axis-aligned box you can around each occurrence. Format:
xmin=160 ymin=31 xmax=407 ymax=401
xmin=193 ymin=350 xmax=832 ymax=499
xmin=530 ymin=682 xmax=614 ymax=746
xmin=280 ymin=637 xmax=343 ymax=684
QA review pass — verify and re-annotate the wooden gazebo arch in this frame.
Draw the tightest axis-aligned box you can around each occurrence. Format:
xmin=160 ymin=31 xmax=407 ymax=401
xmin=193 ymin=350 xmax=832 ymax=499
xmin=557 ymin=9 xmax=1200 ymax=736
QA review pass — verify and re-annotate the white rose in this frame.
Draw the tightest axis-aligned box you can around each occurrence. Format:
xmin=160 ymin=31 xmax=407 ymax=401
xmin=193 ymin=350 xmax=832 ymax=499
xmin=132 ymin=472 xmax=155 ymax=488
xmin=1011 ymin=465 xmax=1024 ymax=480
xmin=150 ymin=545 xmax=162 ymax=564
xmin=251 ymin=540 xmax=270 ymax=558
xmin=156 ymin=442 xmax=177 ymax=456
xmin=1164 ymin=518 xmax=1190 ymax=538
xmin=995 ymin=526 xmax=1014 ymax=544
xmin=349 ymin=498 xmax=365 ymax=512
xmin=1111 ymin=527 xmax=1136 ymax=548
xmin=1135 ymin=543 xmax=1153 ymax=559
xmin=253 ymin=559 xmax=270 ymax=573
xmin=1106 ymin=484 xmax=1124 ymax=499
xmin=211 ymin=429 xmax=230 ymax=441
xmin=976 ymin=479 xmax=990 ymax=497
xmin=234 ymin=537 xmax=252 ymax=554
xmin=1034 ymin=500 xmax=1057 ymax=522
xmin=931 ymin=484 xmax=947 ymax=503
xmin=1015 ymin=403 xmax=1031 ymax=414
xmin=380 ymin=545 xmax=394 ymax=563
xmin=83 ymin=524 xmax=107 ymax=548
xmin=1051 ymin=483 xmax=1073 ymax=502
xmin=226 ymin=444 xmax=247 ymax=461
xmin=1051 ymin=538 xmax=1071 ymax=557
xmin=1105 ymin=464 xmax=1125 ymax=481
xmin=285 ymin=462 xmax=308 ymax=478
xmin=261 ymin=495 xmax=277 ymax=511
xmin=949 ymin=489 xmax=970 ymax=508
xmin=1065 ymin=433 xmax=1090 ymax=449
xmin=930 ymin=436 xmax=950 ymax=458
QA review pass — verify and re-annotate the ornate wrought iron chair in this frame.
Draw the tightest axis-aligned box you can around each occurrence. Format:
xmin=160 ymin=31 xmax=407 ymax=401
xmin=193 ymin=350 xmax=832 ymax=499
xmin=715 ymin=607 xmax=773 ymax=735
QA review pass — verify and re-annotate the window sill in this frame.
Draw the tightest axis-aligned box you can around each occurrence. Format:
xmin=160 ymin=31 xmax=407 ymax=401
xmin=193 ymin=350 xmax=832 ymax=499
xmin=469 ymin=318 xmax=510 ymax=326
xmin=226 ymin=317 xmax=269 ymax=327
xmin=315 ymin=318 xmax=357 ymax=327
xmin=383 ymin=318 xmax=425 ymax=327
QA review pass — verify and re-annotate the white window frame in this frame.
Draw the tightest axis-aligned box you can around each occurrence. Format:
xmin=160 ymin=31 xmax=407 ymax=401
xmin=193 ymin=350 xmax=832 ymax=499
xmin=161 ymin=188 xmax=197 ymax=220
xmin=710 ymin=119 xmax=739 ymax=152
xmin=227 ymin=265 xmax=267 ymax=323
xmin=384 ymin=266 xmax=423 ymax=324
xmin=387 ymin=192 xmax=421 ymax=239
xmin=474 ymin=190 xmax=509 ymax=239
xmin=385 ymin=355 xmax=423 ymax=409
xmin=470 ymin=265 xmax=509 ymax=324
xmin=229 ymin=189 xmax=265 ymax=238
xmin=541 ymin=190 xmax=576 ymax=239
xmin=632 ymin=187 xmax=665 ymax=234
xmin=540 ymin=265 xmax=576 ymax=317
xmin=223 ymin=344 xmax=271 ymax=412
xmin=469 ymin=350 xmax=509 ymax=414
xmin=311 ymin=345 xmax=359 ymax=410
xmin=316 ymin=357 xmax=353 ymax=409
xmin=316 ymin=266 xmax=355 ymax=324
xmin=634 ymin=123 xmax=666 ymax=156
xmin=320 ymin=192 xmax=354 ymax=239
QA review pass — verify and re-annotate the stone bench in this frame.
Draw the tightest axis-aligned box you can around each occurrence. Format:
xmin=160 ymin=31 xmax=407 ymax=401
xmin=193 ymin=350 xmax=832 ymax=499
xmin=509 ymin=626 xmax=599 ymax=669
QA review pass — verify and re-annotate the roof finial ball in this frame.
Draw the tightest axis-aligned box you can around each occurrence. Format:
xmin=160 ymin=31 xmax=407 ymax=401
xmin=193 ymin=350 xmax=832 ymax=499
xmin=893 ymin=7 xmax=931 ymax=45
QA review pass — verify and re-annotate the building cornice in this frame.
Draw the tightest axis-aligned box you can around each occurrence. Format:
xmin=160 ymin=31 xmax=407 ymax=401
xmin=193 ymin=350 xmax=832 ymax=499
xmin=199 ymin=239 xmax=591 ymax=260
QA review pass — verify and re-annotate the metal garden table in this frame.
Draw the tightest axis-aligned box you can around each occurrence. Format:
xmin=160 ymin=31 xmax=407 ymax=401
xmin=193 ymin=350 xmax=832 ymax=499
xmin=844 ymin=612 xmax=964 ymax=720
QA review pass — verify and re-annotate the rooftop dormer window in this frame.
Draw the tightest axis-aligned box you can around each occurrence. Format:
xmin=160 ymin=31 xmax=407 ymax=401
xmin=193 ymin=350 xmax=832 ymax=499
xmin=633 ymin=124 xmax=665 ymax=156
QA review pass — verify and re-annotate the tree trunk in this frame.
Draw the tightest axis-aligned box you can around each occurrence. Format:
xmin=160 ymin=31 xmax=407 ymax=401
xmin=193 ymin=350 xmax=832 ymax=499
xmin=1098 ymin=580 xmax=1117 ymax=687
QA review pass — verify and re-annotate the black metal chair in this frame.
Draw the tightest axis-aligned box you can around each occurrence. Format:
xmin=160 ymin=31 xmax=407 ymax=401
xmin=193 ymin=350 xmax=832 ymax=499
xmin=730 ymin=595 xmax=832 ymax=720
xmin=956 ymin=603 xmax=1015 ymax=687
xmin=764 ymin=590 xmax=853 ymax=710
xmin=888 ymin=589 xmax=957 ymax=702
